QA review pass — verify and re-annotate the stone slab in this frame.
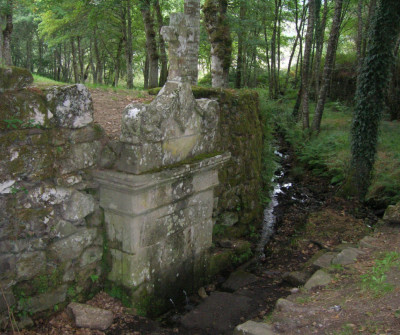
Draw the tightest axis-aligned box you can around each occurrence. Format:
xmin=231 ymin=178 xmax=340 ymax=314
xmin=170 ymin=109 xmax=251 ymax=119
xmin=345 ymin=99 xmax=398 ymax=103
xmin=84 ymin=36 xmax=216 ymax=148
xmin=313 ymin=252 xmax=338 ymax=269
xmin=304 ymin=270 xmax=332 ymax=291
xmin=332 ymin=247 xmax=364 ymax=266
xmin=222 ymin=270 xmax=260 ymax=292
xmin=67 ymin=302 xmax=113 ymax=330
xmin=234 ymin=320 xmax=275 ymax=335
xmin=181 ymin=292 xmax=254 ymax=333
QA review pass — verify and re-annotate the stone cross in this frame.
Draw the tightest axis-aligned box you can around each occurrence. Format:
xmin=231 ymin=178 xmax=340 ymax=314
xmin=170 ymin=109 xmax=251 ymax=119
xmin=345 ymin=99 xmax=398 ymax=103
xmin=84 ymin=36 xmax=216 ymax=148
xmin=161 ymin=0 xmax=200 ymax=85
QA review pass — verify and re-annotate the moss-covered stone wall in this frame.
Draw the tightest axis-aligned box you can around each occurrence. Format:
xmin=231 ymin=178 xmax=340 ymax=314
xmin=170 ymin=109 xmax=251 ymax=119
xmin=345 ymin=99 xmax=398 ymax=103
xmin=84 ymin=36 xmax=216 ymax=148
xmin=189 ymin=87 xmax=263 ymax=239
xmin=0 ymin=67 xmax=107 ymax=328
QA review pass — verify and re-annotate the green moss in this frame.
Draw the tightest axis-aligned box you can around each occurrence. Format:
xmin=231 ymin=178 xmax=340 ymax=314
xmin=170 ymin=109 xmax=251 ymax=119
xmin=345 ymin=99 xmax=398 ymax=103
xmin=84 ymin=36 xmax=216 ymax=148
xmin=0 ymin=90 xmax=52 ymax=130
xmin=208 ymin=249 xmax=234 ymax=278
xmin=0 ymin=66 xmax=33 ymax=91
xmin=93 ymin=123 xmax=105 ymax=139
xmin=147 ymin=87 xmax=162 ymax=95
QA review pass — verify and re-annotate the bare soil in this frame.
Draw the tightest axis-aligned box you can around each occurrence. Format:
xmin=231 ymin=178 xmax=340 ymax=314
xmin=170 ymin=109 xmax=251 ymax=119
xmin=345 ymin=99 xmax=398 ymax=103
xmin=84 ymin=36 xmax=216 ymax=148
xmin=90 ymin=88 xmax=153 ymax=140
xmin=269 ymin=224 xmax=400 ymax=335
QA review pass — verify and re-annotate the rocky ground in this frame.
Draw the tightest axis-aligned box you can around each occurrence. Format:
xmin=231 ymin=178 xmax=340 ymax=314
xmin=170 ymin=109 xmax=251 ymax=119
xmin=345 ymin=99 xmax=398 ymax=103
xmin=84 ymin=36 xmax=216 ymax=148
xmin=4 ymin=88 xmax=399 ymax=335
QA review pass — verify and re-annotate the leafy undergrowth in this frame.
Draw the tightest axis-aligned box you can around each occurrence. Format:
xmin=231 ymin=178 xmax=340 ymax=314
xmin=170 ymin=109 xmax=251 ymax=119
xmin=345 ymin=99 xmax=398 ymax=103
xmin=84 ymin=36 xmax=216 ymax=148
xmin=266 ymin=224 xmax=400 ymax=334
xmin=266 ymin=97 xmax=400 ymax=209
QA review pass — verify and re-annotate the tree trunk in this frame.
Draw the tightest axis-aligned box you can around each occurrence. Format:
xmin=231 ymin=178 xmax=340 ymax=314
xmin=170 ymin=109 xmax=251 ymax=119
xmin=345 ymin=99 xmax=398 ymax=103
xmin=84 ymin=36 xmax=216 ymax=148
xmin=125 ymin=0 xmax=134 ymax=89
xmin=70 ymin=37 xmax=79 ymax=83
xmin=113 ymin=37 xmax=124 ymax=87
xmin=26 ymin=34 xmax=33 ymax=71
xmin=284 ymin=0 xmax=306 ymax=92
xmin=276 ymin=1 xmax=283 ymax=94
xmin=144 ymin=54 xmax=149 ymax=89
xmin=235 ymin=0 xmax=246 ymax=89
xmin=93 ymin=27 xmax=103 ymax=84
xmin=262 ymin=10 xmax=271 ymax=94
xmin=350 ymin=0 xmax=400 ymax=199
xmin=2 ymin=0 xmax=13 ymax=66
xmin=77 ymin=36 xmax=85 ymax=82
xmin=361 ymin=0 xmax=377 ymax=59
xmin=154 ymin=0 xmax=168 ymax=86
xmin=312 ymin=0 xmax=328 ymax=97
xmin=141 ymin=0 xmax=159 ymax=88
xmin=301 ymin=0 xmax=316 ymax=129
xmin=270 ymin=0 xmax=279 ymax=98
xmin=312 ymin=0 xmax=344 ymax=132
xmin=356 ymin=0 xmax=363 ymax=80
xmin=89 ymin=39 xmax=97 ymax=84
xmin=203 ymin=0 xmax=232 ymax=88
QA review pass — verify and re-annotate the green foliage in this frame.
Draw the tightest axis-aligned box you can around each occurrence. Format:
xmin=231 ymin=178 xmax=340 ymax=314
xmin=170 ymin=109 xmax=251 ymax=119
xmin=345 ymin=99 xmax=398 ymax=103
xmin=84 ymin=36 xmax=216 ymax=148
xmin=360 ymin=252 xmax=400 ymax=297
xmin=90 ymin=274 xmax=99 ymax=283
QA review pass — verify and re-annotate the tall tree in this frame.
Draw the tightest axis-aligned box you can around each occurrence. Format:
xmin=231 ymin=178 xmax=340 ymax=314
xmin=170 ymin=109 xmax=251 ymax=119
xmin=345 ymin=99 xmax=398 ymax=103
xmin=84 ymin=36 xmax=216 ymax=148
xmin=203 ymin=0 xmax=232 ymax=88
xmin=311 ymin=0 xmax=344 ymax=132
xmin=154 ymin=0 xmax=168 ymax=87
xmin=235 ymin=0 xmax=246 ymax=89
xmin=1 ymin=0 xmax=13 ymax=65
xmin=125 ymin=0 xmax=134 ymax=89
xmin=141 ymin=0 xmax=159 ymax=88
xmin=300 ymin=0 xmax=316 ymax=129
xmin=349 ymin=0 xmax=400 ymax=199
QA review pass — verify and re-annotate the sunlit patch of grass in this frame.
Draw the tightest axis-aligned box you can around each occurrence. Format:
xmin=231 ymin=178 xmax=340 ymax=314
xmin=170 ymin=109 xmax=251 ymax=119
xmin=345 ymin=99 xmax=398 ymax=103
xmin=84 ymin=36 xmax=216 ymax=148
xmin=32 ymin=74 xmax=64 ymax=87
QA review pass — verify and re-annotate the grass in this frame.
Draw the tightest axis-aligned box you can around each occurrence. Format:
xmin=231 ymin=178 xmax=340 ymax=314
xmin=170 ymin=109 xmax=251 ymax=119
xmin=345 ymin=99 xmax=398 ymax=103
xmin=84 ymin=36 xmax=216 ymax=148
xmin=360 ymin=251 xmax=400 ymax=297
xmin=267 ymin=96 xmax=400 ymax=207
xmin=32 ymin=74 xmax=64 ymax=88
xmin=32 ymin=74 xmax=152 ymax=101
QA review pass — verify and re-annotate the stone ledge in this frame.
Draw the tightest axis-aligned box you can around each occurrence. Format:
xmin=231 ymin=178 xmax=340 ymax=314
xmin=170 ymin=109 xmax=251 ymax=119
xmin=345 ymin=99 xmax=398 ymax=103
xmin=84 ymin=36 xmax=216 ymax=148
xmin=93 ymin=152 xmax=231 ymax=193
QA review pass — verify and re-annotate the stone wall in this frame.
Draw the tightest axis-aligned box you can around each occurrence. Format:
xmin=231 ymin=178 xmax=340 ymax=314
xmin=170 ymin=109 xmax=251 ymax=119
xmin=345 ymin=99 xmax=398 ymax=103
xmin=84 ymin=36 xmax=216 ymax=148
xmin=0 ymin=66 xmax=263 ymax=325
xmin=0 ymin=67 xmax=106 ymax=326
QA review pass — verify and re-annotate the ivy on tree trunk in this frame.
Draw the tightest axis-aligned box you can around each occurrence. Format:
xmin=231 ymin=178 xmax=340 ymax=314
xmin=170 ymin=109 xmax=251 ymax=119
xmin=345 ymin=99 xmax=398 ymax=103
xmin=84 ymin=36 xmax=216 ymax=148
xmin=349 ymin=0 xmax=400 ymax=199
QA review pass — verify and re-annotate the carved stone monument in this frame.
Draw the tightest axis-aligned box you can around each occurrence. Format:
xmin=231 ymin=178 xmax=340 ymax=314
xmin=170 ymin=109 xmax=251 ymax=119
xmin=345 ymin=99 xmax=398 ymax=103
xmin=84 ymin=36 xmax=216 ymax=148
xmin=94 ymin=0 xmax=230 ymax=315
xmin=161 ymin=0 xmax=200 ymax=85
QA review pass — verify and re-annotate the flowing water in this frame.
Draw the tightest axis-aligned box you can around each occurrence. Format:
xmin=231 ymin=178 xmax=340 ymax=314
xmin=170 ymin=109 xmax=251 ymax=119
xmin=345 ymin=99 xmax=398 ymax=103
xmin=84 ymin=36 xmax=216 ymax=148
xmin=256 ymin=150 xmax=292 ymax=258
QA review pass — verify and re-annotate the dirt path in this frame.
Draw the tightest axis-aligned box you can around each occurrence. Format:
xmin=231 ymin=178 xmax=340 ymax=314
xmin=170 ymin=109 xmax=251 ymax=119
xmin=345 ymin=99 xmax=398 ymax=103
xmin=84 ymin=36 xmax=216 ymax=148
xmin=90 ymin=88 xmax=153 ymax=140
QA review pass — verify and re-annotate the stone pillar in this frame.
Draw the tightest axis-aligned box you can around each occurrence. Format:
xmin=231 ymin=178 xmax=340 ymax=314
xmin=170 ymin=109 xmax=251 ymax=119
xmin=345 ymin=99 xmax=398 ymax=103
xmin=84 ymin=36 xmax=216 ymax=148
xmin=93 ymin=153 xmax=230 ymax=315
xmin=161 ymin=0 xmax=200 ymax=84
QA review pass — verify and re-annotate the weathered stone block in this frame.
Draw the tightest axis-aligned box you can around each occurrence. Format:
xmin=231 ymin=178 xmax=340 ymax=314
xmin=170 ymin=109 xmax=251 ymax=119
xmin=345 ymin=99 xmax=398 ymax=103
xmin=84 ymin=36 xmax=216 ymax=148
xmin=0 ymin=254 xmax=16 ymax=280
xmin=29 ymin=186 xmax=72 ymax=206
xmin=45 ymin=84 xmax=93 ymax=129
xmin=57 ymin=141 xmax=101 ymax=174
xmin=118 ymin=81 xmax=219 ymax=174
xmin=67 ymin=302 xmax=114 ymax=330
xmin=1 ymin=143 xmax=55 ymax=181
xmin=96 ymin=155 xmax=227 ymax=216
xmin=234 ymin=321 xmax=275 ymax=335
xmin=24 ymin=285 xmax=67 ymax=314
xmin=79 ymin=247 xmax=103 ymax=267
xmin=49 ymin=220 xmax=78 ymax=240
xmin=304 ymin=270 xmax=332 ymax=290
xmin=16 ymin=251 xmax=46 ymax=280
xmin=383 ymin=202 xmax=400 ymax=224
xmin=48 ymin=228 xmax=98 ymax=261
xmin=0 ymin=90 xmax=54 ymax=130
xmin=61 ymin=191 xmax=95 ymax=222
xmin=0 ymin=66 xmax=33 ymax=91
xmin=105 ymin=191 xmax=213 ymax=253
xmin=108 ymin=248 xmax=151 ymax=287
